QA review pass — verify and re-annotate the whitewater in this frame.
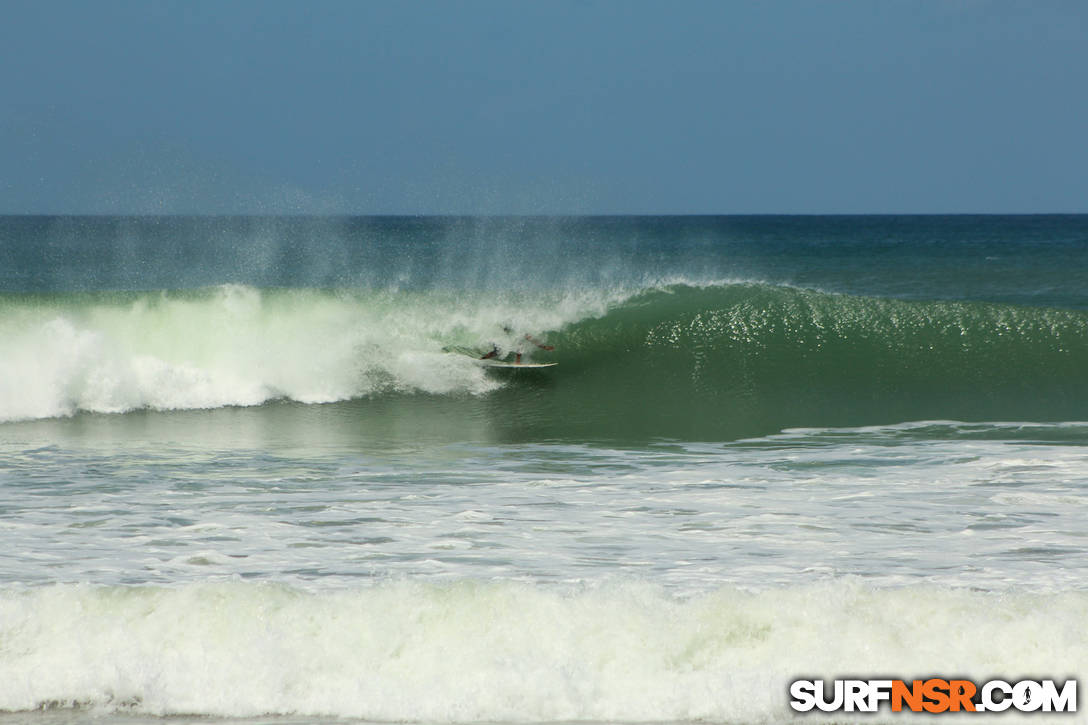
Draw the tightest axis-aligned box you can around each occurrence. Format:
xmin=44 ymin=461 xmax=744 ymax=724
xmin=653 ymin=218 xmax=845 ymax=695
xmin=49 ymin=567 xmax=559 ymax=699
xmin=0 ymin=284 xmax=601 ymax=420
xmin=1 ymin=215 xmax=1086 ymax=724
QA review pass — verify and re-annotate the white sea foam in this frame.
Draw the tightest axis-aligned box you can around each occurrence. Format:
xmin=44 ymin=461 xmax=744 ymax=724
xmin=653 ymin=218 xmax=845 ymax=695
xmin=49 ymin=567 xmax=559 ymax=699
xmin=0 ymin=285 xmax=620 ymax=422
xmin=2 ymin=430 xmax=1087 ymax=591
xmin=0 ymin=580 xmax=1083 ymax=722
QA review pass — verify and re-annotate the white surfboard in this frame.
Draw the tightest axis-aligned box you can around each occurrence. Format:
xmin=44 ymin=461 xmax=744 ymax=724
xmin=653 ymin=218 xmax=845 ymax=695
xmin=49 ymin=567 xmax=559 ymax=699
xmin=477 ymin=359 xmax=557 ymax=368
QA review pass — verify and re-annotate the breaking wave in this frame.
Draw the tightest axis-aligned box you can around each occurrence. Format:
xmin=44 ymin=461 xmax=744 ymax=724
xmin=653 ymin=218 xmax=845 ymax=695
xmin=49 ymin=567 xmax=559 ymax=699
xmin=2 ymin=282 xmax=1086 ymax=439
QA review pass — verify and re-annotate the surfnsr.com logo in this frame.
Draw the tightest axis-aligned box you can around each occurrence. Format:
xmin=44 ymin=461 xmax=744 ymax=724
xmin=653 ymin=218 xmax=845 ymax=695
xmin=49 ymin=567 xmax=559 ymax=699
xmin=789 ymin=678 xmax=1077 ymax=713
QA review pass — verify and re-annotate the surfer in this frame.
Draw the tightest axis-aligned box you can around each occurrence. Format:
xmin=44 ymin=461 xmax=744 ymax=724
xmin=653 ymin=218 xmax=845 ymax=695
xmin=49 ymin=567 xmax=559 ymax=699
xmin=481 ymin=330 xmax=554 ymax=364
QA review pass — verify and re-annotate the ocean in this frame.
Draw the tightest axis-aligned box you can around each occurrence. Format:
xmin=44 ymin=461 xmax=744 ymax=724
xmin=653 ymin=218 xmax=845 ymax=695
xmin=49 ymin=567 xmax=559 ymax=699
xmin=0 ymin=215 xmax=1085 ymax=723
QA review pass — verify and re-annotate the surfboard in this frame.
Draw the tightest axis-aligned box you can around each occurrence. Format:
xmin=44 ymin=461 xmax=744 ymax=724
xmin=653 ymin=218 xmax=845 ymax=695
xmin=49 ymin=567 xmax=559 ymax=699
xmin=477 ymin=360 xmax=557 ymax=368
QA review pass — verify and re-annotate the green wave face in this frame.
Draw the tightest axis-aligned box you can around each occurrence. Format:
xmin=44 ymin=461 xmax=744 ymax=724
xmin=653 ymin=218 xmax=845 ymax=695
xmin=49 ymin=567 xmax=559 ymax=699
xmin=503 ymin=284 xmax=1088 ymax=441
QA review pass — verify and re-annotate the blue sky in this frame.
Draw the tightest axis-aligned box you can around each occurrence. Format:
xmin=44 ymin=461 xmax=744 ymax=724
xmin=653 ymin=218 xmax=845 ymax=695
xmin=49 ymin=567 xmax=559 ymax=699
xmin=1 ymin=0 xmax=1085 ymax=214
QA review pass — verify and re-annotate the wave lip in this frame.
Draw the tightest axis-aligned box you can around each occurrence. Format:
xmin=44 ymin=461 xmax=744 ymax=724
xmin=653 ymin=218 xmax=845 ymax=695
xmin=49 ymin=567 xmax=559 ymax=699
xmin=0 ymin=580 xmax=1084 ymax=721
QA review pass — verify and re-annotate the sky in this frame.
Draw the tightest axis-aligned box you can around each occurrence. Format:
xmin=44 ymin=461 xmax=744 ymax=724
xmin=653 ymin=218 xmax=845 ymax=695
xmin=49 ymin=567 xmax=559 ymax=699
xmin=1 ymin=0 xmax=1085 ymax=215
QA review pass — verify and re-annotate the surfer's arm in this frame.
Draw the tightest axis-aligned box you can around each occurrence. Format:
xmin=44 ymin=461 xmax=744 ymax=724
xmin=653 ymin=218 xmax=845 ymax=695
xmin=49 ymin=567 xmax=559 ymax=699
xmin=524 ymin=334 xmax=554 ymax=351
